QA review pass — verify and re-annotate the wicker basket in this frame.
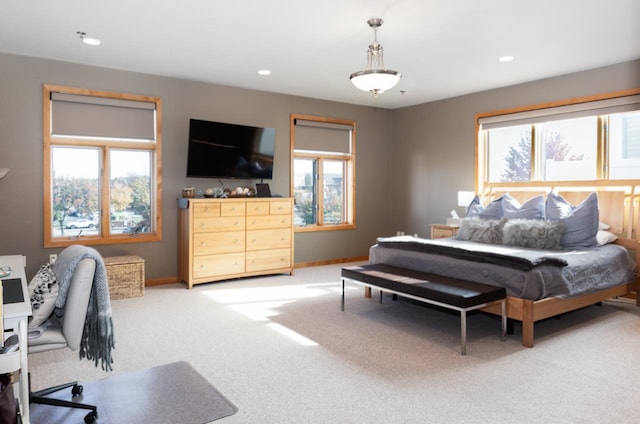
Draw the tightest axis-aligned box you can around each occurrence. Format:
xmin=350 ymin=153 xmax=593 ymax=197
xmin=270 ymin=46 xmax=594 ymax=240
xmin=104 ymin=256 xmax=145 ymax=300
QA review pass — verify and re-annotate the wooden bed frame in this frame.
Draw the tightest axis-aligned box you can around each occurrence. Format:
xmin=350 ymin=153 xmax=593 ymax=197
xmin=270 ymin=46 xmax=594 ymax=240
xmin=368 ymin=186 xmax=640 ymax=348
xmin=480 ymin=235 xmax=639 ymax=347
xmin=476 ymin=187 xmax=640 ymax=347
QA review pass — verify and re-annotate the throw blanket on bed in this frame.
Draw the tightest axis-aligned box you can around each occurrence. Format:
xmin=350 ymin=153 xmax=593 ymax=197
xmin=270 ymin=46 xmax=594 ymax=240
xmin=376 ymin=236 xmax=568 ymax=271
xmin=54 ymin=245 xmax=115 ymax=371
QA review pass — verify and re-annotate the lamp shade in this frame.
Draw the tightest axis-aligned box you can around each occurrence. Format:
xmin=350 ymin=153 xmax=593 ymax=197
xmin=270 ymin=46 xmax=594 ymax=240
xmin=457 ymin=191 xmax=475 ymax=207
xmin=350 ymin=70 xmax=401 ymax=93
xmin=0 ymin=168 xmax=9 ymax=180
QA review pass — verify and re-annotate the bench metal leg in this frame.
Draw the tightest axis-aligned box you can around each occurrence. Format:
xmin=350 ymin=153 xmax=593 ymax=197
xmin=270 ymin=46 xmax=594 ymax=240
xmin=341 ymin=278 xmax=345 ymax=311
xmin=501 ymin=299 xmax=507 ymax=341
xmin=460 ymin=310 xmax=467 ymax=355
xmin=379 ymin=290 xmax=383 ymax=304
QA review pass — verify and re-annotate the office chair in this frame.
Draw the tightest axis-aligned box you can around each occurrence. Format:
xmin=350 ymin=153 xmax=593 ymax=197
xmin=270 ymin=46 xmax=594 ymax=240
xmin=28 ymin=257 xmax=99 ymax=424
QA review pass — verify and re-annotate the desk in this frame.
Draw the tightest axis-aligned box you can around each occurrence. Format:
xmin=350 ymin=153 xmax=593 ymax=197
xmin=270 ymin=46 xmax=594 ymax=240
xmin=0 ymin=255 xmax=31 ymax=423
xmin=0 ymin=255 xmax=32 ymax=334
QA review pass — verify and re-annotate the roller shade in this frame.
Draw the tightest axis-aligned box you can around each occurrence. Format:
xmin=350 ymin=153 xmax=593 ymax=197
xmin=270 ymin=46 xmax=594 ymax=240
xmin=479 ymin=94 xmax=640 ymax=130
xmin=294 ymin=118 xmax=353 ymax=154
xmin=51 ymin=92 xmax=156 ymax=141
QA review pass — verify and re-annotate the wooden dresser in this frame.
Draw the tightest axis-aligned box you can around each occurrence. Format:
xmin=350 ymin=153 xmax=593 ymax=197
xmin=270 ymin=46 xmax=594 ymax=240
xmin=178 ymin=198 xmax=294 ymax=288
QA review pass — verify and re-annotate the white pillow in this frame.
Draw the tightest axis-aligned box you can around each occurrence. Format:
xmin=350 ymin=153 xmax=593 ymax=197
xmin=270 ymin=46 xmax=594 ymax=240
xmin=596 ymin=230 xmax=617 ymax=246
xmin=28 ymin=263 xmax=59 ymax=328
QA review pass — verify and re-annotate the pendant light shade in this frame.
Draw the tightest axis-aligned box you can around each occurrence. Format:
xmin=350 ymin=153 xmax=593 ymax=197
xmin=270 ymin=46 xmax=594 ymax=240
xmin=349 ymin=18 xmax=401 ymax=96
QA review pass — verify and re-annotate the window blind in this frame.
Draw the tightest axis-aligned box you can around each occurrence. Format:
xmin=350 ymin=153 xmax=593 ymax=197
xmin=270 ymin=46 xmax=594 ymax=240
xmin=51 ymin=92 xmax=156 ymax=141
xmin=479 ymin=94 xmax=640 ymax=130
xmin=293 ymin=119 xmax=353 ymax=154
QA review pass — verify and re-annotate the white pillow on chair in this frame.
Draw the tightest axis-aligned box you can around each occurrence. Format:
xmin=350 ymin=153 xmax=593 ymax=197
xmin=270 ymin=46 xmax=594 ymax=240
xmin=28 ymin=263 xmax=59 ymax=328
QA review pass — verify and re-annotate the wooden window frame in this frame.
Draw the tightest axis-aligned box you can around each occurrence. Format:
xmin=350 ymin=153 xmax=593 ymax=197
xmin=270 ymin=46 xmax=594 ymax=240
xmin=43 ymin=84 xmax=162 ymax=248
xmin=290 ymin=113 xmax=356 ymax=232
xmin=475 ymin=88 xmax=640 ymax=194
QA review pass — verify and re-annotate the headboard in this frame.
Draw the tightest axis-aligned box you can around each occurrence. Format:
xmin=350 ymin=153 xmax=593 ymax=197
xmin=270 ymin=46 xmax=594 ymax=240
xmin=480 ymin=182 xmax=639 ymax=240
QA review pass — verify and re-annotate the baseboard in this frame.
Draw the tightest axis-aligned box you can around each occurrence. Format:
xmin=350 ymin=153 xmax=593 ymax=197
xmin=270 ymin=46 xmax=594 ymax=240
xmin=145 ymin=277 xmax=179 ymax=287
xmin=293 ymin=256 xmax=368 ymax=269
xmin=145 ymin=257 xmax=369 ymax=287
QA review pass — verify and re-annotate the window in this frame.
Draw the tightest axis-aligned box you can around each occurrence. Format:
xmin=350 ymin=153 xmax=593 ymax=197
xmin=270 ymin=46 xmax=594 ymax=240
xmin=290 ymin=114 xmax=355 ymax=231
xmin=477 ymin=90 xmax=640 ymax=188
xmin=43 ymin=84 xmax=162 ymax=247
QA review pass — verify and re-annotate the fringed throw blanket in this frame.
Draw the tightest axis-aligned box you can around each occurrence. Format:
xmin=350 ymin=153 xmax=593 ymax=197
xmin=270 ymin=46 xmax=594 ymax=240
xmin=54 ymin=245 xmax=115 ymax=371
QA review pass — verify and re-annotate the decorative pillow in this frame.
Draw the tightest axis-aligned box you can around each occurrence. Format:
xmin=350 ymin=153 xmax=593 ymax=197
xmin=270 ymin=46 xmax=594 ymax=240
xmin=545 ymin=192 xmax=599 ymax=248
xmin=502 ymin=195 xmax=545 ymax=220
xmin=502 ymin=219 xmax=564 ymax=250
xmin=466 ymin=195 xmax=503 ymax=220
xmin=28 ymin=262 xmax=59 ymax=328
xmin=456 ymin=218 xmax=507 ymax=244
xmin=596 ymin=230 xmax=617 ymax=246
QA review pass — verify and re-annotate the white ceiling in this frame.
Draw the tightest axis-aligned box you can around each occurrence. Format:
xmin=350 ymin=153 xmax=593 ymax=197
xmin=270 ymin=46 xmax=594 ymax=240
xmin=2 ymin=0 xmax=639 ymax=109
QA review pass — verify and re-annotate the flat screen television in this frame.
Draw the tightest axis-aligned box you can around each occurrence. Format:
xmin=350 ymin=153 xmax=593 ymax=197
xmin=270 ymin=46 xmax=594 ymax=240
xmin=186 ymin=118 xmax=275 ymax=179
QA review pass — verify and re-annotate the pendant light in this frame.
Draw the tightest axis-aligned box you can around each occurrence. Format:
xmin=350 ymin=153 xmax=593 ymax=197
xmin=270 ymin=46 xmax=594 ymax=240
xmin=349 ymin=18 xmax=401 ymax=96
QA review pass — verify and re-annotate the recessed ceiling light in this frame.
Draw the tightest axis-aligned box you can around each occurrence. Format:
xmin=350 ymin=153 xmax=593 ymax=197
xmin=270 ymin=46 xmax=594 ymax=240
xmin=77 ymin=31 xmax=102 ymax=46
xmin=498 ymin=55 xmax=515 ymax=63
xmin=257 ymin=69 xmax=272 ymax=76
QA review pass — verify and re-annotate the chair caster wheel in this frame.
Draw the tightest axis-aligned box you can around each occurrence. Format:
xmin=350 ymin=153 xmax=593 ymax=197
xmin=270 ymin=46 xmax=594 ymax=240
xmin=72 ymin=384 xmax=84 ymax=396
xmin=84 ymin=411 xmax=98 ymax=423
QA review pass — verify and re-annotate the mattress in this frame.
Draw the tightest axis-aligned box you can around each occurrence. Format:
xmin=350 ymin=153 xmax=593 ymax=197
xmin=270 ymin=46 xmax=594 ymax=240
xmin=369 ymin=236 xmax=635 ymax=300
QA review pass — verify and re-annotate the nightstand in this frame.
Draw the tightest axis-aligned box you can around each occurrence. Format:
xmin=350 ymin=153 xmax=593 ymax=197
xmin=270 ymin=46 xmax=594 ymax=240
xmin=430 ymin=224 xmax=459 ymax=239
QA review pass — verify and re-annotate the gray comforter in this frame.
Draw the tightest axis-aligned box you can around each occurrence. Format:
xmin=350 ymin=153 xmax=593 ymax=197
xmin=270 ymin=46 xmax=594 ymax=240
xmin=369 ymin=236 xmax=635 ymax=300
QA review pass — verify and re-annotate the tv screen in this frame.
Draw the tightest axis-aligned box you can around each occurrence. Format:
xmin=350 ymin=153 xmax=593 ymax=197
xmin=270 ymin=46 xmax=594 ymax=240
xmin=186 ymin=119 xmax=275 ymax=179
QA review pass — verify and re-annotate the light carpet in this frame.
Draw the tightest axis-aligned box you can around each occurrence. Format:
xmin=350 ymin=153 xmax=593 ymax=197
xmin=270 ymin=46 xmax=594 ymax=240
xmin=29 ymin=361 xmax=238 ymax=423
xmin=27 ymin=263 xmax=640 ymax=423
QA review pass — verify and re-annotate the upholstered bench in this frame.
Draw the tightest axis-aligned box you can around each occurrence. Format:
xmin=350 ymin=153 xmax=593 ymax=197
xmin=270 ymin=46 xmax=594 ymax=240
xmin=341 ymin=263 xmax=507 ymax=355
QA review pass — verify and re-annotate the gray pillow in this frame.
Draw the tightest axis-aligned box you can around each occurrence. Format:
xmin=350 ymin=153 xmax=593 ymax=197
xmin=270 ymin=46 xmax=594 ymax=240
xmin=502 ymin=195 xmax=545 ymax=220
xmin=456 ymin=218 xmax=507 ymax=244
xmin=545 ymin=192 xmax=599 ymax=248
xmin=466 ymin=195 xmax=503 ymax=220
xmin=502 ymin=219 xmax=564 ymax=250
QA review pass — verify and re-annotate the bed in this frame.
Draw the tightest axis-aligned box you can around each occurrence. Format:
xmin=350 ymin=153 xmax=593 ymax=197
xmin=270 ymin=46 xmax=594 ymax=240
xmin=368 ymin=188 xmax=640 ymax=347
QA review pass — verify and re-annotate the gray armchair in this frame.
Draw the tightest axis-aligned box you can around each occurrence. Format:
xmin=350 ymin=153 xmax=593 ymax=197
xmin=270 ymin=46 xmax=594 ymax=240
xmin=28 ymin=257 xmax=99 ymax=424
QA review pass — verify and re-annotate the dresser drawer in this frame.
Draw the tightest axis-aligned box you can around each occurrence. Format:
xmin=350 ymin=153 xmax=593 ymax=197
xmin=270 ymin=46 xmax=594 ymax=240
xmin=193 ymin=216 xmax=245 ymax=233
xmin=193 ymin=231 xmax=245 ymax=255
xmin=247 ymin=214 xmax=292 ymax=230
xmin=246 ymin=201 xmax=270 ymax=216
xmin=246 ymin=228 xmax=291 ymax=251
xmin=246 ymin=248 xmax=291 ymax=272
xmin=221 ymin=202 xmax=246 ymax=216
xmin=270 ymin=201 xmax=293 ymax=215
xmin=193 ymin=203 xmax=221 ymax=218
xmin=193 ymin=253 xmax=245 ymax=278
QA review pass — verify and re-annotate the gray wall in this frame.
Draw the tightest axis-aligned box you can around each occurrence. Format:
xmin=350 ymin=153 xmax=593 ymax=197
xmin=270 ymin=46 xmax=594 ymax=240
xmin=0 ymin=53 xmax=391 ymax=280
xmin=1 ymin=51 xmax=638 ymax=282
xmin=390 ymin=59 xmax=640 ymax=237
